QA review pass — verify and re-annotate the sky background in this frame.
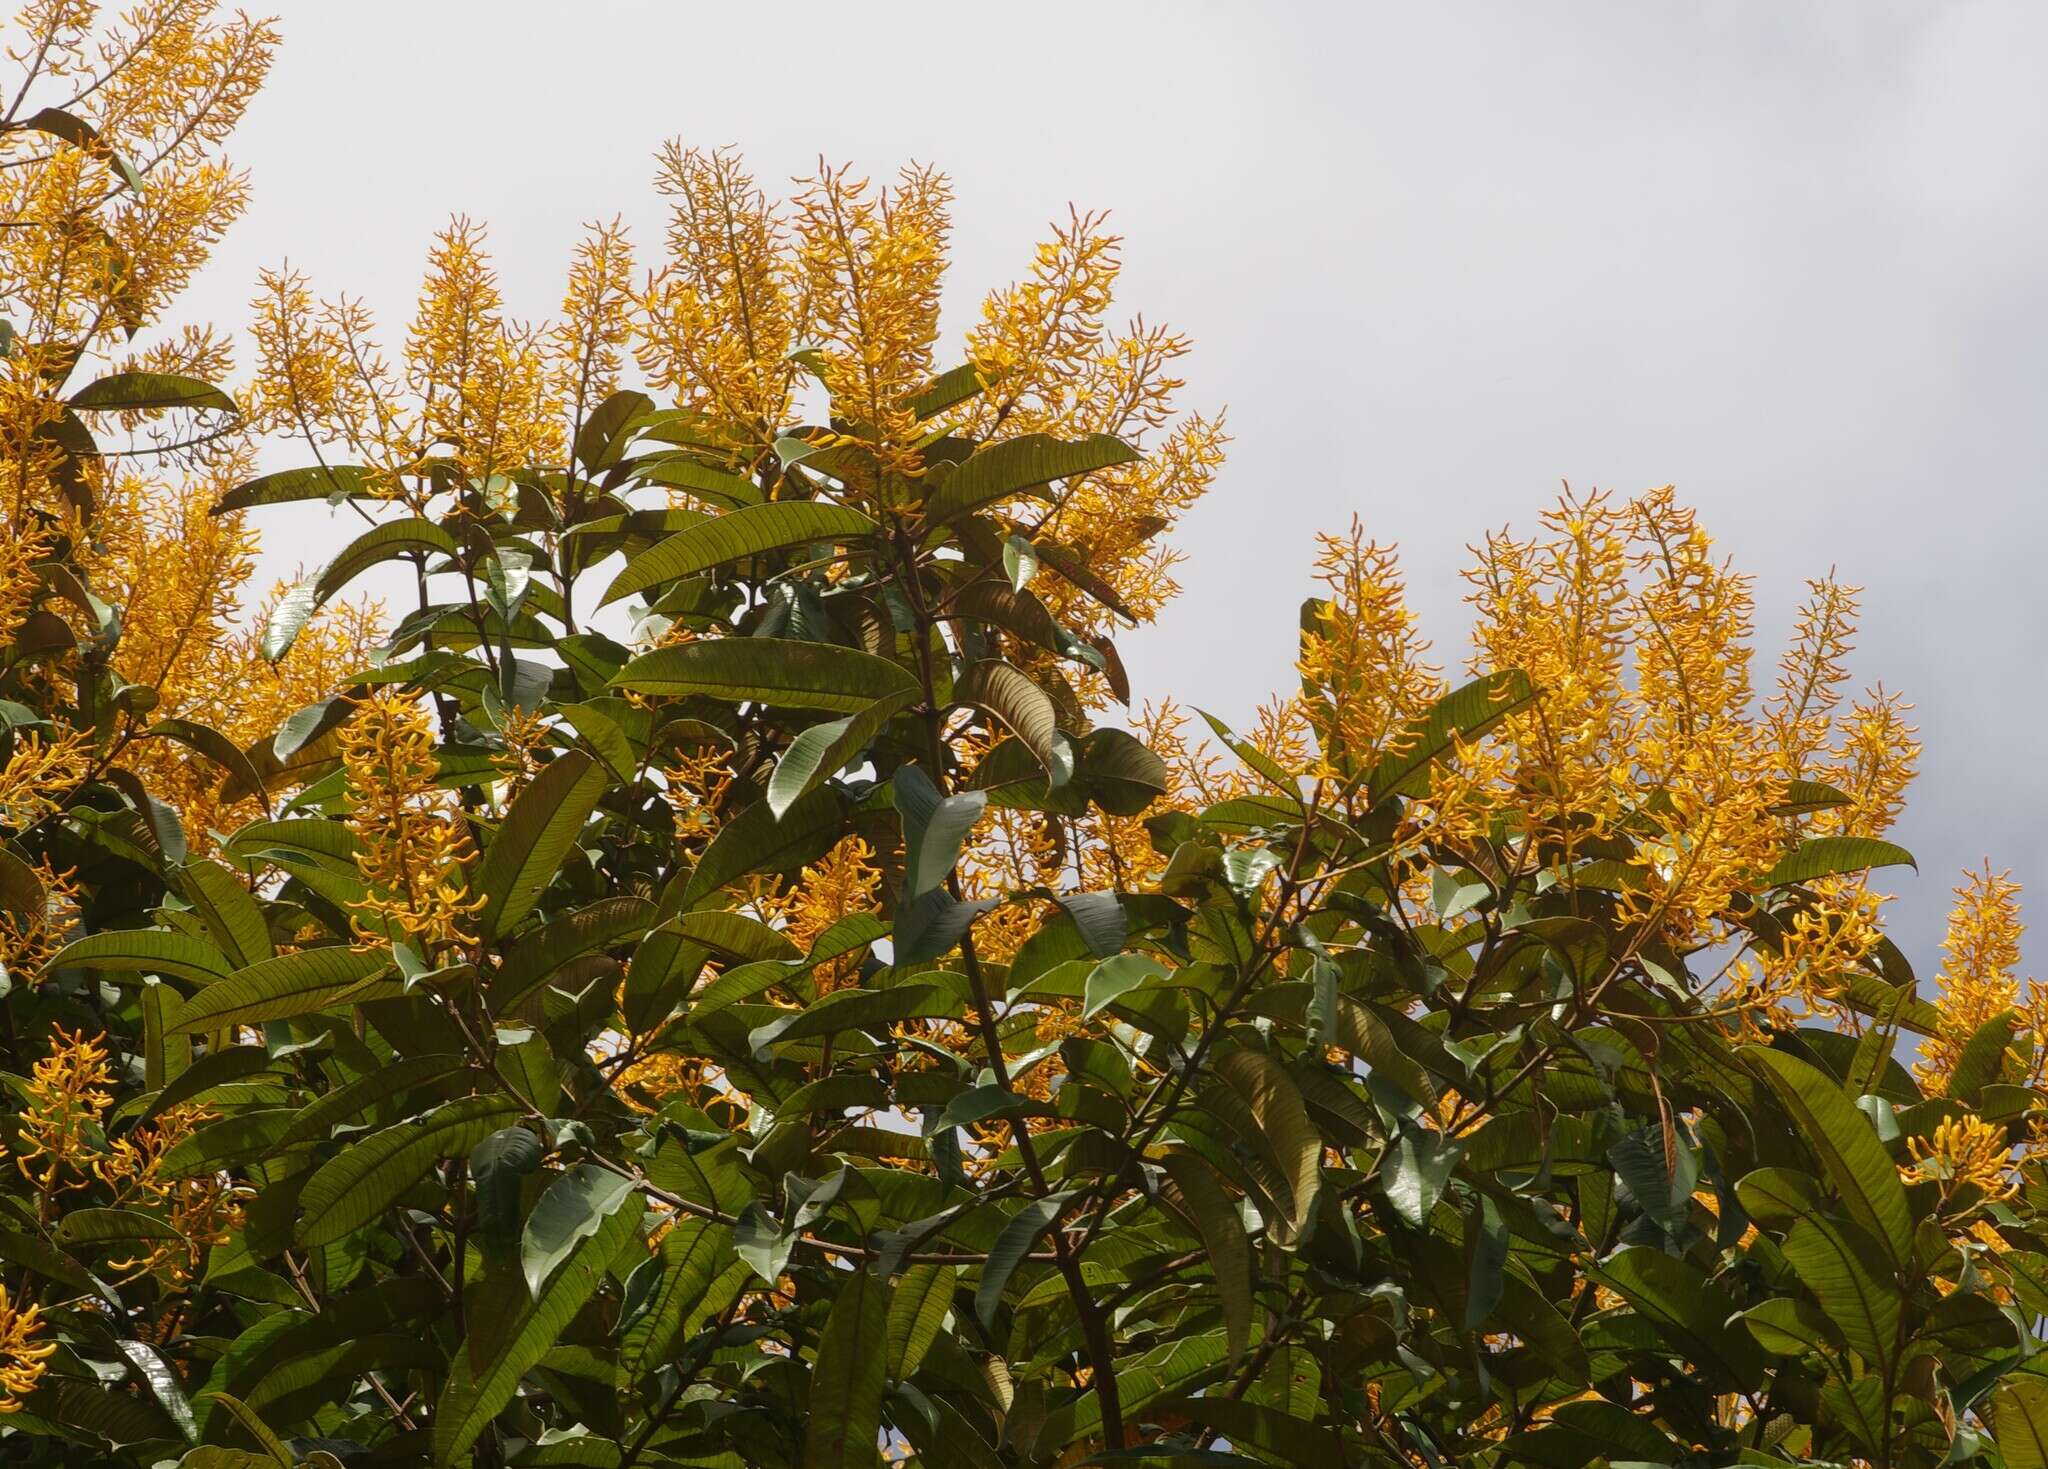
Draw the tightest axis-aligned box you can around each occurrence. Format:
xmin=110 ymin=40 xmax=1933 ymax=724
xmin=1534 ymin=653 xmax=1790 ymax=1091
xmin=174 ymin=1 xmax=2046 ymax=973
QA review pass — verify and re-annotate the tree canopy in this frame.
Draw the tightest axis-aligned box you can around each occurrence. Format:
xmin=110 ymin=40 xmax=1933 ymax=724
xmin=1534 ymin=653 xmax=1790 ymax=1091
xmin=0 ymin=7 xmax=2043 ymax=1469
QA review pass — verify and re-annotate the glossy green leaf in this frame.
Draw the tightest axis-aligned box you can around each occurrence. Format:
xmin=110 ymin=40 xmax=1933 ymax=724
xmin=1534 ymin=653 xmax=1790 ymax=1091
xmin=601 ymin=499 xmax=877 ymax=606
xmin=474 ymin=750 xmax=606 ymax=938
xmin=804 ymin=1270 xmax=890 ymax=1469
xmin=925 ymin=432 xmax=1138 ymax=522
xmin=1765 ymin=835 xmax=1917 ymax=887
xmin=613 ymin=636 xmax=916 ymax=713
xmin=169 ymin=945 xmax=391 ymax=1033
xmin=1744 ymin=1046 xmax=1914 ymax=1265
xmin=296 ymin=1095 xmax=521 ymax=1248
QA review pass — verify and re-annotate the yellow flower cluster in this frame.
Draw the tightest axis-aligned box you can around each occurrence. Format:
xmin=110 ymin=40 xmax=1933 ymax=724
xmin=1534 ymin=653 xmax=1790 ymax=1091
xmin=0 ymin=1280 xmax=54 ymax=1412
xmin=1919 ymin=865 xmax=2031 ymax=1094
xmin=11 ymin=1028 xmax=237 ymax=1285
xmin=1908 ymin=1114 xmax=2016 ymax=1202
xmin=338 ymin=689 xmax=484 ymax=951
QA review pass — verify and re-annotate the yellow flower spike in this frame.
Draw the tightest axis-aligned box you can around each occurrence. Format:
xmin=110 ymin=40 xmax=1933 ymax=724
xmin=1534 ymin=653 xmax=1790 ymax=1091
xmin=0 ymin=1281 xmax=56 ymax=1413
xmin=338 ymin=689 xmax=485 ymax=951
xmin=1908 ymin=1114 xmax=2017 ymax=1202
xmin=1919 ymin=864 xmax=2029 ymax=1094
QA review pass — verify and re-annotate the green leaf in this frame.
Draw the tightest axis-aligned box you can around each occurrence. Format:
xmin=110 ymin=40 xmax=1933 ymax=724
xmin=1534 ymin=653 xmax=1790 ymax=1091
xmin=171 ymin=860 xmax=273 ymax=970
xmin=203 ymin=1392 xmax=292 ymax=1465
xmin=907 ymin=361 xmax=988 ymax=419
xmin=521 ymin=1163 xmax=637 ymax=1296
xmin=1366 ymin=669 xmax=1535 ymax=800
xmin=474 ymin=750 xmax=606 ymax=938
xmin=1161 ymin=1151 xmax=1253 ymax=1366
xmin=613 ymin=636 xmax=917 ymax=713
xmin=573 ymin=388 xmax=654 ymax=470
xmin=1996 ymin=1377 xmax=2048 ymax=1469
xmin=1779 ymin=1211 xmax=1902 ymax=1372
xmin=1082 ymin=952 xmax=1169 ymax=1020
xmin=1003 ymin=534 xmax=1038 ymax=592
xmin=70 ymin=370 xmax=234 ymax=413
xmin=296 ymin=1095 xmax=522 ymax=1248
xmin=1765 ymin=836 xmax=1917 ymax=887
xmin=885 ymin=1263 xmax=957 ymax=1380
xmin=601 ymin=500 xmax=877 ymax=606
xmin=169 ymin=945 xmax=391 ymax=1033
xmin=620 ymin=1217 xmax=736 ymax=1380
xmin=212 ymin=464 xmax=377 ymax=512
xmin=1215 ymin=1049 xmax=1323 ymax=1246
xmin=895 ymin=764 xmax=986 ymax=897
xmin=143 ymin=721 xmax=270 ymax=807
xmin=976 ymin=1193 xmax=1070 ymax=1327
xmin=58 ymin=1208 xmax=183 ymax=1246
xmin=46 ymin=928 xmax=231 ymax=986
xmin=956 ymin=660 xmax=1065 ymax=784
xmin=1744 ymin=1046 xmax=1914 ymax=1266
xmin=1594 ymin=1246 xmax=1768 ymax=1391
xmin=680 ymin=785 xmax=846 ymax=908
xmin=767 ymin=688 xmax=918 ymax=819
xmin=266 ymin=518 xmax=460 ymax=660
xmin=1949 ymin=1009 xmax=2021 ymax=1106
xmin=433 ymin=1200 xmax=641 ymax=1467
xmin=925 ymin=433 xmax=1139 ymax=522
xmin=277 ymin=1053 xmax=466 ymax=1147
xmin=471 ymin=1126 xmax=544 ymax=1250
xmin=803 ymin=1270 xmax=890 ymax=1469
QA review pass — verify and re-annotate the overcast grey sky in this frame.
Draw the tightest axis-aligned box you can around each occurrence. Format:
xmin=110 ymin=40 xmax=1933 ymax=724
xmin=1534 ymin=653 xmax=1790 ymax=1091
xmin=180 ymin=1 xmax=2046 ymax=970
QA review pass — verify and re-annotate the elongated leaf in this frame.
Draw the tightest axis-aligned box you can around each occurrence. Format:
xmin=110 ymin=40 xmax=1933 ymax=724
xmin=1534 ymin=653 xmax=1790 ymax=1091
xmin=278 ymin=1053 xmax=466 ymax=1147
xmin=975 ymin=1193 xmax=1070 ymax=1327
xmin=1160 ymin=1152 xmax=1253 ymax=1366
xmin=907 ymin=361 xmax=988 ymax=419
xmin=925 ymin=433 xmax=1138 ymax=522
xmin=1766 ymin=836 xmax=1917 ymax=887
xmin=1594 ymin=1246 xmax=1767 ymax=1391
xmin=1779 ymin=1212 xmax=1902 ymax=1372
xmin=680 ymin=785 xmax=846 ymax=908
xmin=433 ymin=1202 xmax=640 ymax=1466
xmin=45 ymin=928 xmax=231 ymax=985
xmin=522 ymin=1163 xmax=636 ymax=1296
xmin=296 ymin=1095 xmax=521 ymax=1248
xmin=1082 ymin=952 xmax=1169 ymax=1020
xmin=955 ymin=660 xmax=1065 ymax=784
xmin=885 ymin=1264 xmax=957 ymax=1380
xmin=58 ymin=1208 xmax=183 ymax=1246
xmin=613 ymin=636 xmax=916 ymax=714
xmin=266 ymin=518 xmax=459 ymax=660
xmin=768 ymin=687 xmax=918 ymax=818
xmin=213 ymin=464 xmax=377 ymax=512
xmin=1744 ymin=1046 xmax=1914 ymax=1265
xmin=169 ymin=945 xmax=391 ymax=1033
xmin=172 ymin=859 xmax=272 ymax=969
xmin=896 ymin=764 xmax=986 ymax=897
xmin=1367 ymin=668 xmax=1535 ymax=800
xmin=471 ymin=1126 xmax=544 ymax=1249
xmin=804 ymin=1270 xmax=890 ymax=1469
xmin=474 ymin=750 xmax=605 ymax=938
xmin=1214 ymin=1049 xmax=1323 ymax=1245
xmin=71 ymin=370 xmax=234 ymax=413
xmin=144 ymin=720 xmax=270 ymax=807
xmin=601 ymin=499 xmax=877 ymax=606
xmin=1997 ymin=1377 xmax=2048 ymax=1469
xmin=620 ymin=1216 xmax=733 ymax=1378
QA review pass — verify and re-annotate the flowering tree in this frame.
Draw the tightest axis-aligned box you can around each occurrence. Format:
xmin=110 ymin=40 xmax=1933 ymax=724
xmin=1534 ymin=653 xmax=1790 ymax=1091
xmin=2 ymin=8 xmax=2048 ymax=1469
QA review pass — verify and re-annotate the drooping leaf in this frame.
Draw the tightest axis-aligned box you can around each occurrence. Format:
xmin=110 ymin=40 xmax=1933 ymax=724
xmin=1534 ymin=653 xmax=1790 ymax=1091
xmin=169 ymin=945 xmax=392 ymax=1033
xmin=70 ymin=370 xmax=234 ymax=413
xmin=296 ymin=1095 xmax=522 ymax=1248
xmin=473 ymin=750 xmax=606 ymax=938
xmin=45 ymin=928 xmax=232 ymax=986
xmin=433 ymin=1201 xmax=641 ymax=1467
xmin=521 ymin=1163 xmax=637 ymax=1296
xmin=601 ymin=499 xmax=877 ymax=605
xmin=955 ymin=660 xmax=1065 ymax=784
xmin=212 ymin=464 xmax=378 ymax=513
xmin=768 ymin=688 xmax=918 ymax=818
xmin=1160 ymin=1151 xmax=1253 ymax=1366
xmin=613 ymin=636 xmax=917 ymax=713
xmin=1744 ymin=1046 xmax=1914 ymax=1265
xmin=925 ymin=432 xmax=1139 ymax=522
xmin=975 ymin=1193 xmax=1070 ymax=1327
xmin=1593 ymin=1246 xmax=1768 ymax=1391
xmin=803 ymin=1270 xmax=890 ymax=1469
xmin=1765 ymin=836 xmax=1917 ymax=887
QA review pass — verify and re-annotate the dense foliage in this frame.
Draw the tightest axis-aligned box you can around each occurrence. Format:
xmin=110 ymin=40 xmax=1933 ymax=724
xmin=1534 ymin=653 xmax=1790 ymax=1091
xmin=2 ymin=7 xmax=2048 ymax=1469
